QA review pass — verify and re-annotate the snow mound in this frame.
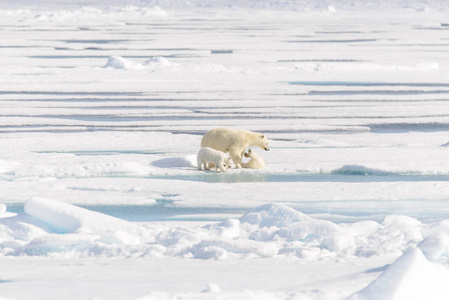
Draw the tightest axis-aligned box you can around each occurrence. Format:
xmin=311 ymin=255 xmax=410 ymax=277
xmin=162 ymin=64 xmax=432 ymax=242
xmin=103 ymin=56 xmax=227 ymax=73
xmin=240 ymin=203 xmax=309 ymax=228
xmin=152 ymin=155 xmax=197 ymax=169
xmin=3 ymin=202 xmax=449 ymax=260
xmin=240 ymin=203 xmax=341 ymax=247
xmin=418 ymin=219 xmax=449 ymax=262
xmin=419 ymin=232 xmax=449 ymax=262
xmin=24 ymin=197 xmax=147 ymax=244
xmin=331 ymin=165 xmax=396 ymax=176
xmin=104 ymin=56 xmax=176 ymax=70
xmin=348 ymin=247 xmax=449 ymax=300
xmin=145 ymin=56 xmax=175 ymax=67
xmin=104 ymin=56 xmax=145 ymax=70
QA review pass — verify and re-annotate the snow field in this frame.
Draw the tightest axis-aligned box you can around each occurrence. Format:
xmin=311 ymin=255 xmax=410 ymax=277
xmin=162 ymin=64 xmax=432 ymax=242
xmin=348 ymin=247 xmax=449 ymax=300
xmin=3 ymin=131 xmax=449 ymax=224
xmin=2 ymin=199 xmax=449 ymax=264
xmin=2 ymin=1 xmax=449 ymax=299
xmin=3 ymin=199 xmax=449 ymax=299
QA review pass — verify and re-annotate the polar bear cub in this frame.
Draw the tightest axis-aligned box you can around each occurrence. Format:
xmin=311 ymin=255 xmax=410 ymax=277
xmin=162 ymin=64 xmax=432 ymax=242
xmin=197 ymin=147 xmax=232 ymax=173
xmin=242 ymin=148 xmax=265 ymax=169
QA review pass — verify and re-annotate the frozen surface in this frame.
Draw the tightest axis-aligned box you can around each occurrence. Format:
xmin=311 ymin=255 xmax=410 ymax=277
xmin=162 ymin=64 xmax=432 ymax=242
xmin=349 ymin=247 xmax=449 ymax=300
xmin=2 ymin=0 xmax=449 ymax=299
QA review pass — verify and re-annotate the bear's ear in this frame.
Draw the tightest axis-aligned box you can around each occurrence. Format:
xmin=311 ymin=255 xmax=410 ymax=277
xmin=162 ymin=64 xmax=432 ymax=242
xmin=261 ymin=135 xmax=264 ymax=139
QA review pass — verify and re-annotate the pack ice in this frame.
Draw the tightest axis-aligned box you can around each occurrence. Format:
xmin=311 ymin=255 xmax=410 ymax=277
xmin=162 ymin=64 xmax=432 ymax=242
xmin=3 ymin=200 xmax=449 ymax=298
xmin=2 ymin=0 xmax=449 ymax=299
xmin=0 ymin=200 xmax=448 ymax=260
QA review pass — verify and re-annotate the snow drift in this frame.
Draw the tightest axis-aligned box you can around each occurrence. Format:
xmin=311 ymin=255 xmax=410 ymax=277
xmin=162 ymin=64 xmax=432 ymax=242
xmin=1 ymin=201 xmax=449 ymax=262
xmin=104 ymin=56 xmax=146 ymax=70
xmin=348 ymin=247 xmax=449 ymax=300
xmin=151 ymin=155 xmax=197 ymax=169
xmin=104 ymin=56 xmax=176 ymax=70
xmin=24 ymin=197 xmax=148 ymax=244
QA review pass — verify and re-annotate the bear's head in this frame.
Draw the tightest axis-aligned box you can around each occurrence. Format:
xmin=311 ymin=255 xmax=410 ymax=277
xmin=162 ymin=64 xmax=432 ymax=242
xmin=224 ymin=156 xmax=232 ymax=168
xmin=258 ymin=134 xmax=269 ymax=151
xmin=244 ymin=148 xmax=253 ymax=158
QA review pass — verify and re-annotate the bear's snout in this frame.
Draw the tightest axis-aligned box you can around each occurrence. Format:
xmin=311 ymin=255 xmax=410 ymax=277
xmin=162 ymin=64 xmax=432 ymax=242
xmin=265 ymin=147 xmax=269 ymax=151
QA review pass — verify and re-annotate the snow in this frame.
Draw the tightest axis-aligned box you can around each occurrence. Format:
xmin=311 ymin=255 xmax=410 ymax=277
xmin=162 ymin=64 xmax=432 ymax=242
xmin=24 ymin=197 xmax=148 ymax=244
xmin=348 ymin=247 xmax=449 ymax=300
xmin=104 ymin=56 xmax=176 ymax=70
xmin=0 ymin=200 xmax=408 ymax=258
xmin=105 ymin=56 xmax=146 ymax=70
xmin=2 ymin=0 xmax=449 ymax=299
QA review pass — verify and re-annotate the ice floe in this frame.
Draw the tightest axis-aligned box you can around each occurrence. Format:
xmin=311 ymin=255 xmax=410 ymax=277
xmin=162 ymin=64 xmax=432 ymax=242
xmin=2 ymin=1 xmax=449 ymax=298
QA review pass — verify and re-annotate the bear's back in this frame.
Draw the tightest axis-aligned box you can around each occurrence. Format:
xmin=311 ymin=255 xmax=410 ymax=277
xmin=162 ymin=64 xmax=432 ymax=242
xmin=201 ymin=128 xmax=239 ymax=151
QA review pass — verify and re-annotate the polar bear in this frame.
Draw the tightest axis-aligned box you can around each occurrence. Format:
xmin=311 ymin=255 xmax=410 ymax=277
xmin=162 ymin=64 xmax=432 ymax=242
xmin=201 ymin=128 xmax=269 ymax=168
xmin=242 ymin=148 xmax=265 ymax=169
xmin=197 ymin=147 xmax=232 ymax=173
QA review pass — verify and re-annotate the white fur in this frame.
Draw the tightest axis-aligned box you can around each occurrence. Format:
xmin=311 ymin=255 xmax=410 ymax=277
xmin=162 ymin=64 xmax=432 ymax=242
xmin=197 ymin=147 xmax=232 ymax=172
xmin=201 ymin=128 xmax=269 ymax=168
xmin=242 ymin=148 xmax=265 ymax=169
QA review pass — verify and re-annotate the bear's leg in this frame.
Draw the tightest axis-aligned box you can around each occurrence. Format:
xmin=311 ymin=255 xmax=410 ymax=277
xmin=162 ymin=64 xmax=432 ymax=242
xmin=197 ymin=161 xmax=203 ymax=170
xmin=213 ymin=159 xmax=223 ymax=173
xmin=241 ymin=161 xmax=250 ymax=168
xmin=229 ymin=148 xmax=243 ymax=168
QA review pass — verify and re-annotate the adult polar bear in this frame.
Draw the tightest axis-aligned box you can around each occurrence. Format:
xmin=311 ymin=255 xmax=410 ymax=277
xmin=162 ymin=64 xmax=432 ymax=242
xmin=201 ymin=127 xmax=269 ymax=168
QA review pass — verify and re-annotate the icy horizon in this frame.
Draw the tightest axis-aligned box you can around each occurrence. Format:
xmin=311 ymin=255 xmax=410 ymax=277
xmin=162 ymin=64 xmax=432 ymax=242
xmin=3 ymin=0 xmax=449 ymax=11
